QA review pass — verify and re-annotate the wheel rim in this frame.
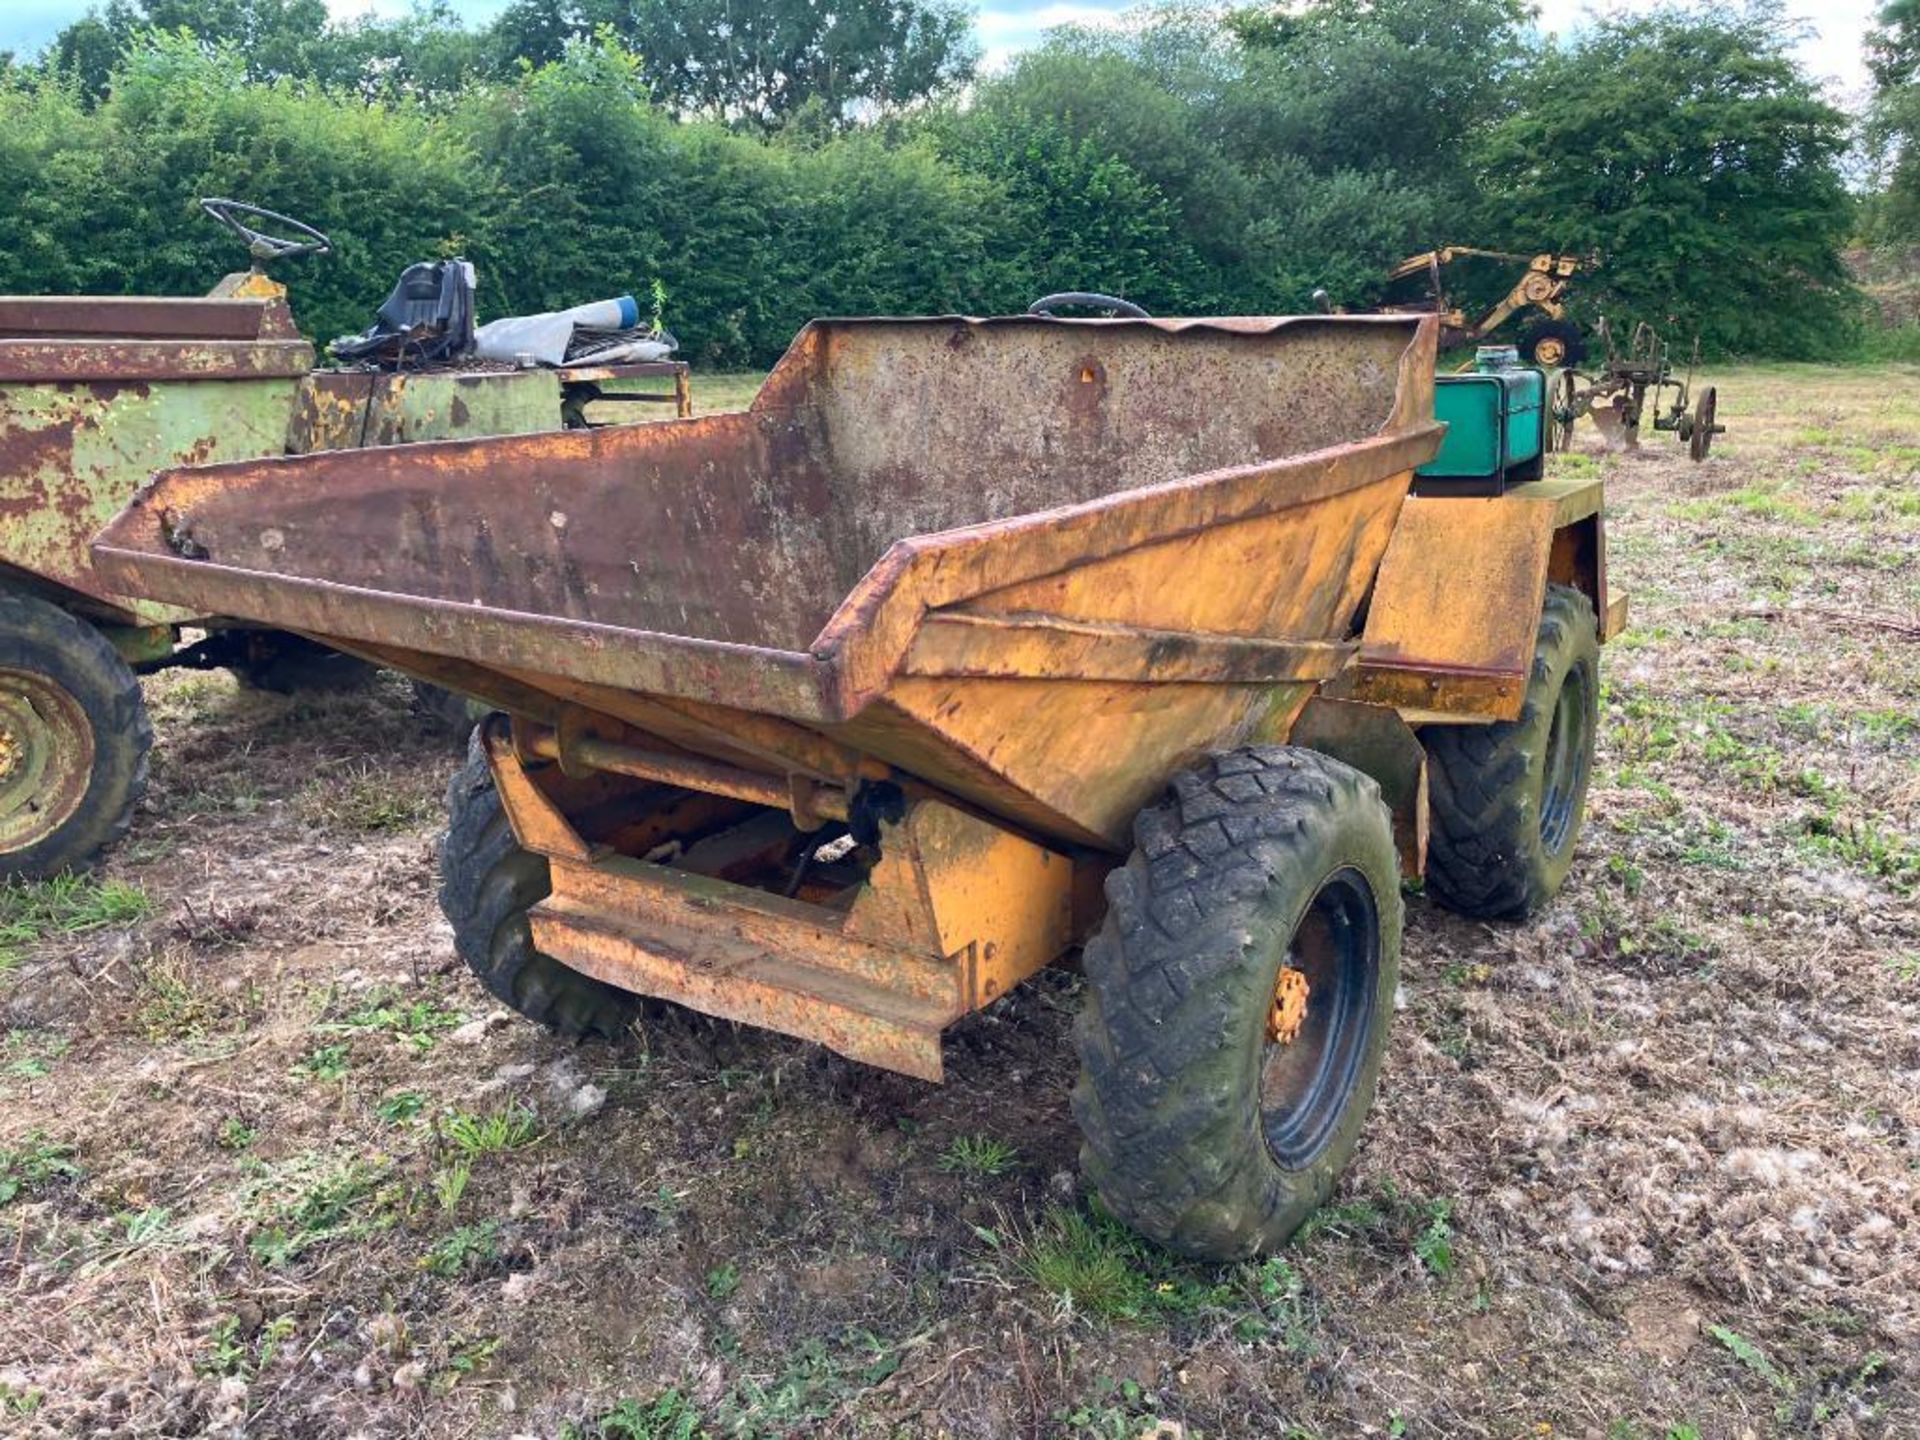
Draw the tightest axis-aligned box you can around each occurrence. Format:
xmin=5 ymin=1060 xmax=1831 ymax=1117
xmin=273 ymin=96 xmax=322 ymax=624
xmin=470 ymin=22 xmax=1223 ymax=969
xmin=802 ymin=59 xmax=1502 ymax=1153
xmin=1691 ymin=388 xmax=1717 ymax=461
xmin=1259 ymin=867 xmax=1380 ymax=1171
xmin=1533 ymin=336 xmax=1567 ymax=367
xmin=1538 ymin=660 xmax=1593 ymax=856
xmin=0 ymin=668 xmax=95 ymax=854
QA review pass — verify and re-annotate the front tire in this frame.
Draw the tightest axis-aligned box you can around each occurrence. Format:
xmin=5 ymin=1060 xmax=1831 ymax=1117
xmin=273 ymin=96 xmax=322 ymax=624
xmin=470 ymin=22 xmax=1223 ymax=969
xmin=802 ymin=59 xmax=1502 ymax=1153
xmin=1073 ymin=747 xmax=1402 ymax=1259
xmin=0 ymin=593 xmax=152 ymax=879
xmin=438 ymin=731 xmax=644 ymax=1039
xmin=1423 ymin=583 xmax=1600 ymax=919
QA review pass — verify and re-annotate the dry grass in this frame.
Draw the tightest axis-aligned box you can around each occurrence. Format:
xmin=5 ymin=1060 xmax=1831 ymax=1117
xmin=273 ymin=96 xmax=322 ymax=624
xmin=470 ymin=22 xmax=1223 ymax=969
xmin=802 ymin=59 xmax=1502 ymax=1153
xmin=0 ymin=365 xmax=1914 ymax=1437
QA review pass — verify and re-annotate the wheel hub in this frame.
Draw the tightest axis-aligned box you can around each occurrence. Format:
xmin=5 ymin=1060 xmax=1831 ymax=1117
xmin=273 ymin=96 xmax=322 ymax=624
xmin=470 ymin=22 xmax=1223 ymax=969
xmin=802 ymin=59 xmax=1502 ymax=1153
xmin=1268 ymin=966 xmax=1310 ymax=1046
xmin=0 ymin=669 xmax=95 ymax=852
xmin=1258 ymin=868 xmax=1381 ymax=1171
xmin=1534 ymin=337 xmax=1566 ymax=366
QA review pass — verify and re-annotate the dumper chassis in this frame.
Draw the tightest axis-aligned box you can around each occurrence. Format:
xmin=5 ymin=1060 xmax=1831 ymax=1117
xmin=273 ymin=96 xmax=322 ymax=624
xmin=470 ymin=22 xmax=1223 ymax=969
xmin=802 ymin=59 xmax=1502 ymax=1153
xmin=95 ymin=310 xmax=1624 ymax=1257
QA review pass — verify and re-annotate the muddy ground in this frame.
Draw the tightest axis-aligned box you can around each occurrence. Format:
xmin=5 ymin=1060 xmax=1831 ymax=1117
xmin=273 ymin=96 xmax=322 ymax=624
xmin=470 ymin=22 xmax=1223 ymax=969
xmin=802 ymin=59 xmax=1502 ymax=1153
xmin=1 ymin=365 xmax=1915 ymax=1439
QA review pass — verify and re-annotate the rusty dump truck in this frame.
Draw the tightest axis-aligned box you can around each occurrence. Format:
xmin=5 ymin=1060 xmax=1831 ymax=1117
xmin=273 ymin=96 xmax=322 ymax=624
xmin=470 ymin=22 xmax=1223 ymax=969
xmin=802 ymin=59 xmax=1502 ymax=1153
xmin=0 ymin=200 xmax=690 ymax=877
xmin=92 ymin=311 xmax=1622 ymax=1257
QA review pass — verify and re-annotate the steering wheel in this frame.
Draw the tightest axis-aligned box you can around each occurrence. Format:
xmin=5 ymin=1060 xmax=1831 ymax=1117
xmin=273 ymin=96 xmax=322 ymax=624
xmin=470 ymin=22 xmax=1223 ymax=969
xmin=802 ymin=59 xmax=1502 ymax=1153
xmin=1027 ymin=292 xmax=1151 ymax=319
xmin=199 ymin=198 xmax=332 ymax=265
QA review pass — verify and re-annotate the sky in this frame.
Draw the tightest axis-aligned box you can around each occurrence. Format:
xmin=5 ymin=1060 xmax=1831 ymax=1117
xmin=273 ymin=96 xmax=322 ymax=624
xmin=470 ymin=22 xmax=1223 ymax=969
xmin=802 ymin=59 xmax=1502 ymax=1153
xmin=0 ymin=0 xmax=1883 ymax=107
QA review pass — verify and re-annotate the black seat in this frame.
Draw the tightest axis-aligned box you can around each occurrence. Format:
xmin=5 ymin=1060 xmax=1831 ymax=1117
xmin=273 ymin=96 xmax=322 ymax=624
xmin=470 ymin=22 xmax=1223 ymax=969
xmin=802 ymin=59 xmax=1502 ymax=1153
xmin=331 ymin=259 xmax=475 ymax=368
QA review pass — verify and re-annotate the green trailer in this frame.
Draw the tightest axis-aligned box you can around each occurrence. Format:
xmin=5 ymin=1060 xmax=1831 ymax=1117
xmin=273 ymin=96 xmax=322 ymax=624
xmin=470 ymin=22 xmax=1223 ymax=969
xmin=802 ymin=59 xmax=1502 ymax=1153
xmin=0 ymin=202 xmax=688 ymax=878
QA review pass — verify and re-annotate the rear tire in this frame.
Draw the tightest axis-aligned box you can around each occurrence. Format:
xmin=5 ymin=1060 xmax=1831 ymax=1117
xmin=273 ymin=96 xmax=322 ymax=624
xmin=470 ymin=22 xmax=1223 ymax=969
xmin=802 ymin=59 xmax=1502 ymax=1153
xmin=438 ymin=730 xmax=644 ymax=1039
xmin=1423 ymin=583 xmax=1599 ymax=919
xmin=1073 ymin=747 xmax=1402 ymax=1259
xmin=0 ymin=593 xmax=151 ymax=879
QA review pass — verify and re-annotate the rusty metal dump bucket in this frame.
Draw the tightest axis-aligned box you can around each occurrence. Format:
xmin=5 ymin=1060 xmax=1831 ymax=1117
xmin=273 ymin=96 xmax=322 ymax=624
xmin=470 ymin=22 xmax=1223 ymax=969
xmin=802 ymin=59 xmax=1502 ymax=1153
xmin=95 ymin=314 xmax=1440 ymax=1077
xmin=96 ymin=315 xmax=1437 ymax=842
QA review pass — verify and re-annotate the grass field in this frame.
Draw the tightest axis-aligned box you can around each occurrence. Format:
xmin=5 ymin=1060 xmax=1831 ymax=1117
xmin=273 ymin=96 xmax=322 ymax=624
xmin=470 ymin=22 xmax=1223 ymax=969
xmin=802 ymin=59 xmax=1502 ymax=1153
xmin=0 ymin=363 xmax=1914 ymax=1438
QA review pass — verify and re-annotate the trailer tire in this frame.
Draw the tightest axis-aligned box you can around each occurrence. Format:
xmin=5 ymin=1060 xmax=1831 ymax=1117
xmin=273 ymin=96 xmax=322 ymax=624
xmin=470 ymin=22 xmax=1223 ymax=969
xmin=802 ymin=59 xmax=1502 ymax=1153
xmin=1072 ymin=747 xmax=1402 ymax=1259
xmin=439 ymin=731 xmax=644 ymax=1040
xmin=226 ymin=632 xmax=375 ymax=694
xmin=411 ymin=682 xmax=482 ymax=745
xmin=1423 ymin=583 xmax=1599 ymax=920
xmin=0 ymin=592 xmax=151 ymax=879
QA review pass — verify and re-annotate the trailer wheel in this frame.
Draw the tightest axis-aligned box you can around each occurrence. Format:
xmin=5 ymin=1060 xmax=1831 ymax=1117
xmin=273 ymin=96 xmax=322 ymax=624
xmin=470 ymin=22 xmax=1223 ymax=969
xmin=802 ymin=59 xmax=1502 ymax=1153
xmin=0 ymin=592 xmax=151 ymax=879
xmin=226 ymin=632 xmax=375 ymax=694
xmin=1518 ymin=318 xmax=1586 ymax=369
xmin=439 ymin=731 xmax=644 ymax=1040
xmin=411 ymin=681 xmax=482 ymax=745
xmin=1423 ymin=583 xmax=1599 ymax=920
xmin=1072 ymin=747 xmax=1402 ymax=1259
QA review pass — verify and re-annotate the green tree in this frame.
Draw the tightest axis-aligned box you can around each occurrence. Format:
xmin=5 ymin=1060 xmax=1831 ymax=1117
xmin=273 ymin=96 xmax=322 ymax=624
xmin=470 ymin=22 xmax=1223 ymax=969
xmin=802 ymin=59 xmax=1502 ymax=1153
xmin=483 ymin=0 xmax=977 ymax=128
xmin=308 ymin=3 xmax=493 ymax=102
xmin=1476 ymin=2 xmax=1854 ymax=356
xmin=1866 ymin=0 xmax=1920 ymax=239
xmin=930 ymin=104 xmax=1205 ymax=314
xmin=50 ymin=0 xmax=334 ymax=94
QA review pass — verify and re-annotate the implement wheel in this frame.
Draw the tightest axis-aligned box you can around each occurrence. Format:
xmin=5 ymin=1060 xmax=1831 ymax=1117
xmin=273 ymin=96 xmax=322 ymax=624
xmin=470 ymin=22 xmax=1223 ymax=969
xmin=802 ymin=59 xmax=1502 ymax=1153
xmin=1423 ymin=583 xmax=1599 ymax=920
xmin=0 ymin=593 xmax=151 ymax=879
xmin=1073 ymin=747 xmax=1402 ymax=1259
xmin=1518 ymin=318 xmax=1586 ymax=369
xmin=439 ymin=731 xmax=644 ymax=1039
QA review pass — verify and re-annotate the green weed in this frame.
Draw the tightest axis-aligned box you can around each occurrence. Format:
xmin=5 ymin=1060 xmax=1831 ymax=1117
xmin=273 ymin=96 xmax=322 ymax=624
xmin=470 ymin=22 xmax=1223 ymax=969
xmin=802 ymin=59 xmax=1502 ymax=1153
xmin=936 ymin=1133 xmax=1020 ymax=1176
xmin=1054 ymin=1377 xmax=1163 ymax=1438
xmin=433 ymin=1159 xmax=472 ymax=1213
xmin=1798 ymin=812 xmax=1920 ymax=893
xmin=135 ymin=951 xmax=244 ymax=1041
xmin=0 ymin=1133 xmax=80 ymax=1204
xmin=433 ymin=1334 xmax=503 ymax=1392
xmin=322 ymin=990 xmax=462 ymax=1053
xmin=1016 ymin=1205 xmax=1242 ymax=1323
xmin=378 ymin=1091 xmax=428 ymax=1125
xmin=1296 ymin=1181 xmax=1463 ymax=1282
xmin=441 ymin=1104 xmax=541 ymax=1157
xmin=205 ymin=1313 xmax=297 ymax=1379
xmin=567 ymin=1392 xmax=710 ymax=1440
xmin=1711 ymin=1324 xmax=1790 ymax=1393
xmin=300 ymin=768 xmax=437 ymax=833
xmin=1413 ymin=1199 xmax=1455 ymax=1278
xmin=217 ymin=1118 xmax=258 ymax=1151
xmin=0 ymin=875 xmax=150 ymax=966
xmin=422 ymin=1220 xmax=500 ymax=1277
xmin=2 ymin=1031 xmax=69 ymax=1081
xmin=242 ymin=1154 xmax=398 ymax=1267
xmin=294 ymin=1043 xmax=352 ymax=1082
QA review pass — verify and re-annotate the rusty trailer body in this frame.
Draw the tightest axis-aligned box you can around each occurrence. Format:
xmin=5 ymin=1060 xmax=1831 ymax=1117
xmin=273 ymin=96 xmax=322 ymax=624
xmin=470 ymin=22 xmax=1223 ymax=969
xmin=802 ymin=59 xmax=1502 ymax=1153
xmin=93 ymin=312 xmax=1621 ymax=1256
xmin=0 ymin=286 xmax=691 ymax=878
xmin=0 ymin=294 xmax=691 ymax=626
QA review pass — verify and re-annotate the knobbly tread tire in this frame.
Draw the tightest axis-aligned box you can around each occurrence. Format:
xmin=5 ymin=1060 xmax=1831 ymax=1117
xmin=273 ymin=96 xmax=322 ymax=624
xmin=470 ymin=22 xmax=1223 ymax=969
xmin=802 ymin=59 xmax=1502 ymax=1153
xmin=0 ymin=591 xmax=151 ymax=879
xmin=438 ymin=730 xmax=642 ymax=1040
xmin=1517 ymin=317 xmax=1588 ymax=368
xmin=1072 ymin=746 xmax=1402 ymax=1259
xmin=1423 ymin=583 xmax=1599 ymax=920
